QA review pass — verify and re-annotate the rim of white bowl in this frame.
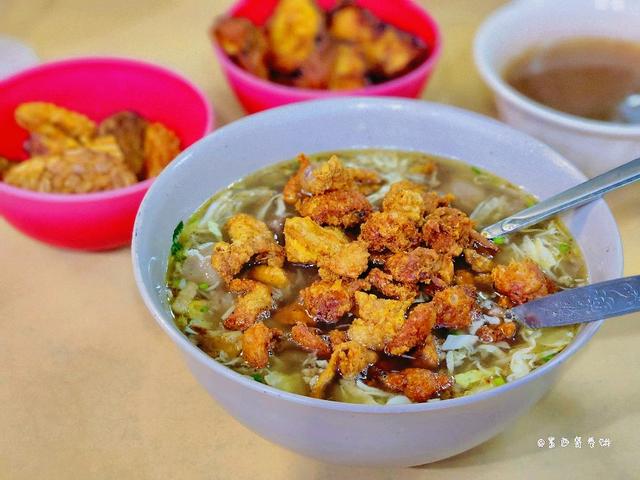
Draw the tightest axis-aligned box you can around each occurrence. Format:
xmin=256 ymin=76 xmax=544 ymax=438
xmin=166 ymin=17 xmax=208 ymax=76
xmin=474 ymin=1 xmax=640 ymax=138
xmin=132 ymin=97 xmax=624 ymax=414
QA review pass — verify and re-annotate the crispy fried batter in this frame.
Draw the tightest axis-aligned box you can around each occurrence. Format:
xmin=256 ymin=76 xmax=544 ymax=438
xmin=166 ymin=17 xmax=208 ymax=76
xmin=492 ymin=259 xmax=556 ymax=306
xmin=283 ymin=154 xmax=311 ymax=204
xmin=15 ymin=101 xmax=96 ymax=142
xmin=3 ymin=138 xmax=136 ymax=193
xmin=422 ymin=207 xmax=474 ymax=256
xmin=24 ymin=132 xmax=80 ymax=156
xmin=143 ymin=122 xmax=181 ymax=178
xmin=212 ymin=214 xmax=284 ymax=283
xmin=412 ymin=335 xmax=439 ymax=370
xmin=291 ymin=322 xmax=332 ymax=358
xmin=359 ymin=211 xmax=420 ymax=253
xmin=348 ymin=292 xmax=412 ymax=350
xmin=267 ymin=0 xmax=323 ymax=73
xmin=382 ymin=181 xmax=450 ymax=222
xmin=432 ymin=285 xmax=477 ymax=330
xmin=248 ymin=265 xmax=289 ymax=288
xmin=310 ymin=340 xmax=377 ymax=398
xmin=271 ymin=302 xmax=315 ymax=326
xmin=366 ymin=268 xmax=417 ymax=300
xmin=242 ymin=322 xmax=281 ymax=368
xmin=97 ymin=111 xmax=148 ymax=176
xmin=380 ymin=368 xmax=453 ymax=402
xmin=328 ymin=329 xmax=348 ymax=347
xmin=328 ymin=43 xmax=368 ymax=90
xmin=224 ymin=279 xmax=273 ymax=331
xmin=299 ymin=155 xmax=381 ymax=196
xmin=296 ymin=189 xmax=372 ymax=227
xmin=317 ymin=240 xmax=370 ymax=279
xmin=283 ymin=216 xmax=348 ymax=264
xmin=386 ymin=302 xmax=436 ymax=355
xmin=198 ymin=330 xmax=242 ymax=359
xmin=384 ymin=247 xmax=444 ymax=285
xmin=300 ymin=279 xmax=353 ymax=323
xmin=476 ymin=322 xmax=517 ymax=343
xmin=213 ymin=17 xmax=269 ymax=78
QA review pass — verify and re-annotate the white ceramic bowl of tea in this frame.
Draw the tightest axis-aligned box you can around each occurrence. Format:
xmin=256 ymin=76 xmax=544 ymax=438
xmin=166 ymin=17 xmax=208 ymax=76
xmin=474 ymin=0 xmax=640 ymax=177
xmin=132 ymin=97 xmax=623 ymax=467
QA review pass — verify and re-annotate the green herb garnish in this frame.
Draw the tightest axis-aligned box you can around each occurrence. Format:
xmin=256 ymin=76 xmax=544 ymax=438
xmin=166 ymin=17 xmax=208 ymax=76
xmin=171 ymin=221 xmax=184 ymax=257
xmin=198 ymin=282 xmax=209 ymax=290
xmin=558 ymin=243 xmax=571 ymax=254
xmin=541 ymin=353 xmax=556 ymax=363
xmin=252 ymin=374 xmax=265 ymax=383
xmin=199 ymin=305 xmax=209 ymax=313
xmin=492 ymin=376 xmax=506 ymax=386
xmin=493 ymin=236 xmax=506 ymax=245
xmin=471 ymin=166 xmax=483 ymax=175
xmin=525 ymin=197 xmax=537 ymax=207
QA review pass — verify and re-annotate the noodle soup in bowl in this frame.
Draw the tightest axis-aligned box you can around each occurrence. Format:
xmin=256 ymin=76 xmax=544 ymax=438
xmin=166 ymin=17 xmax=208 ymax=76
xmin=132 ymin=98 xmax=622 ymax=466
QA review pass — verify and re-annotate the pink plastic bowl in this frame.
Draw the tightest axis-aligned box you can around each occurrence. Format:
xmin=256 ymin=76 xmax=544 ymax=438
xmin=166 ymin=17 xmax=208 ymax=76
xmin=212 ymin=0 xmax=442 ymax=113
xmin=0 ymin=57 xmax=214 ymax=250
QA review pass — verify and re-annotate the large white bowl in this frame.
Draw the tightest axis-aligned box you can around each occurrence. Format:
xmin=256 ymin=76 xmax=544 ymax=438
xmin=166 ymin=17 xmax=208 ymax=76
xmin=132 ymin=98 xmax=623 ymax=467
xmin=474 ymin=0 xmax=640 ymax=177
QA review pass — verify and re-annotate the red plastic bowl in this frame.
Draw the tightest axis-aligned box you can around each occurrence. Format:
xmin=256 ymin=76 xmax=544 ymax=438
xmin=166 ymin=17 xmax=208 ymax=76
xmin=212 ymin=0 xmax=442 ymax=113
xmin=0 ymin=57 xmax=214 ymax=250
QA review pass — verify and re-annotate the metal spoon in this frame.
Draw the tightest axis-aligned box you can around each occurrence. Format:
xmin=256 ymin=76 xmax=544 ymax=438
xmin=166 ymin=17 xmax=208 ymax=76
xmin=481 ymin=157 xmax=640 ymax=240
xmin=617 ymin=94 xmax=640 ymax=124
xmin=507 ymin=275 xmax=640 ymax=328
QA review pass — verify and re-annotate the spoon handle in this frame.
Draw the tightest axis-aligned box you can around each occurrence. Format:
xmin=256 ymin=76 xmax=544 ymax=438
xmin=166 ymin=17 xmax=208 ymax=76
xmin=481 ymin=157 xmax=640 ymax=239
xmin=508 ymin=275 xmax=640 ymax=328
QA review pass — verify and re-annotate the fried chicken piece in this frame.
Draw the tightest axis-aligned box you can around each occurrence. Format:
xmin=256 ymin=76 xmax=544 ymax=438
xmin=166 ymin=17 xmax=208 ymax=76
xmin=98 ymin=111 xmax=148 ymax=176
xmin=348 ymin=292 xmax=412 ymax=351
xmin=463 ymin=248 xmax=494 ymax=273
xmin=291 ymin=322 xmax=332 ymax=358
xmin=283 ymin=216 xmax=348 ymax=264
xmin=476 ymin=322 xmax=517 ymax=343
xmin=299 ymin=155 xmax=382 ymax=196
xmin=329 ymin=4 xmax=376 ymax=44
xmin=198 ymin=330 xmax=242 ymax=359
xmin=422 ymin=207 xmax=474 ymax=256
xmin=294 ymin=36 xmax=335 ymax=89
xmin=15 ymin=102 xmax=96 ymax=142
xmin=143 ymin=122 xmax=181 ymax=178
xmin=300 ymin=279 xmax=353 ymax=323
xmin=364 ymin=27 xmax=426 ymax=78
xmin=242 ymin=322 xmax=281 ymax=368
xmin=296 ymin=189 xmax=372 ymax=227
xmin=212 ymin=214 xmax=284 ymax=283
xmin=283 ymin=154 xmax=311 ymax=204
xmin=328 ymin=43 xmax=368 ymax=90
xmin=386 ymin=302 xmax=436 ymax=356
xmin=317 ymin=240 xmax=370 ymax=279
xmin=366 ymin=268 xmax=417 ymax=300
xmin=359 ymin=211 xmax=420 ymax=253
xmin=267 ymin=0 xmax=323 ymax=73
xmin=380 ymin=368 xmax=453 ymax=403
xmin=3 ymin=139 xmax=136 ymax=193
xmin=384 ymin=247 xmax=446 ymax=285
xmin=213 ymin=17 xmax=269 ymax=79
xmin=492 ymin=259 xmax=556 ymax=306
xmin=224 ymin=279 xmax=273 ymax=331
xmin=24 ymin=132 xmax=80 ymax=156
xmin=248 ymin=265 xmax=289 ymax=288
xmin=382 ymin=181 xmax=451 ymax=222
xmin=454 ymin=269 xmax=476 ymax=287
xmin=469 ymin=229 xmax=500 ymax=254
xmin=271 ymin=302 xmax=315 ymax=326
xmin=412 ymin=335 xmax=439 ymax=370
xmin=432 ymin=285 xmax=477 ymax=330
xmin=310 ymin=340 xmax=378 ymax=398
xmin=0 ymin=157 xmax=12 ymax=177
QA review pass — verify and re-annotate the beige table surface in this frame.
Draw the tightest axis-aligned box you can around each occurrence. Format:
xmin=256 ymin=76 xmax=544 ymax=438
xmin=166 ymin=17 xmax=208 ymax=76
xmin=1 ymin=1 xmax=639 ymax=479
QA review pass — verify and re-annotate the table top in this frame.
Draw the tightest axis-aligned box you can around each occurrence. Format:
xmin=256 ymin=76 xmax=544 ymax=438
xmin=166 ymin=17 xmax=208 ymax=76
xmin=1 ymin=1 xmax=639 ymax=478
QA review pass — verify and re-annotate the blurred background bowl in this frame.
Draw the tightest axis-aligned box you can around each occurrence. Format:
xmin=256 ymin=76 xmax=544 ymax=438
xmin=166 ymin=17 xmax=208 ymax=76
xmin=0 ymin=57 xmax=214 ymax=250
xmin=212 ymin=0 xmax=441 ymax=113
xmin=474 ymin=0 xmax=640 ymax=177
